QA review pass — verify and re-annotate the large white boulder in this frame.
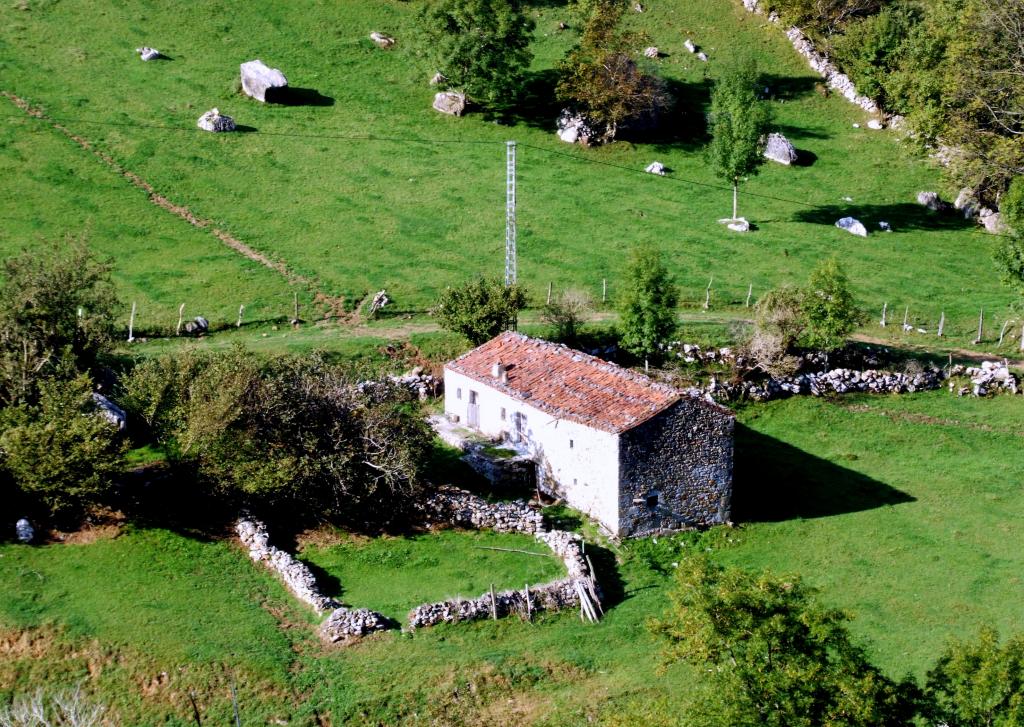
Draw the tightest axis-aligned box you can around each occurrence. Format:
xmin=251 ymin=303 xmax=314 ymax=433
xmin=835 ymin=217 xmax=867 ymax=237
xmin=370 ymin=32 xmax=395 ymax=49
xmin=917 ymin=191 xmax=949 ymax=211
xmin=433 ymin=91 xmax=466 ymax=116
xmin=645 ymin=161 xmax=666 ymax=175
xmin=763 ymin=132 xmax=797 ymax=165
xmin=240 ymin=60 xmax=287 ymax=102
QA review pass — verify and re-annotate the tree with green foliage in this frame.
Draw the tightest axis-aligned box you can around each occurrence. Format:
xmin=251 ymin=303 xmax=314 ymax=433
xmin=0 ymin=374 xmax=125 ymax=522
xmin=652 ymin=557 xmax=920 ymax=727
xmin=994 ymin=176 xmax=1024 ymax=301
xmin=416 ymin=0 xmax=535 ymax=111
xmin=119 ymin=347 xmax=433 ymax=526
xmin=925 ymin=628 xmax=1024 ymax=727
xmin=707 ymin=59 xmax=772 ymax=221
xmin=802 ymin=257 xmax=864 ymax=351
xmin=556 ymin=0 xmax=667 ymax=143
xmin=542 ymin=288 xmax=592 ymax=344
xmin=617 ymin=245 xmax=678 ymax=361
xmin=771 ymin=0 xmax=882 ymax=36
xmin=0 ymin=237 xmax=118 ymax=405
xmin=431 ymin=277 xmax=527 ymax=345
xmin=749 ymin=284 xmax=806 ymax=376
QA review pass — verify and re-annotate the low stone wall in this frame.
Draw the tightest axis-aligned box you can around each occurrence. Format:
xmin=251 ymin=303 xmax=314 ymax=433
xmin=417 ymin=485 xmax=544 ymax=534
xmin=740 ymin=0 xmax=880 ymax=115
xmin=949 ymin=361 xmax=1020 ymax=396
xmin=708 ymin=367 xmax=946 ymax=402
xmin=236 ymin=517 xmax=390 ymax=642
xmin=462 ymin=446 xmax=537 ymax=492
xmin=408 ymin=492 xmax=602 ymax=628
xmin=236 ymin=518 xmax=340 ymax=614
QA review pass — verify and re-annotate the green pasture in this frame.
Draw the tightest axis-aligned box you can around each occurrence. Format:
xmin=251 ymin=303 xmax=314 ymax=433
xmin=0 ymin=0 xmax=1017 ymax=341
xmin=2 ymin=390 xmax=1022 ymax=723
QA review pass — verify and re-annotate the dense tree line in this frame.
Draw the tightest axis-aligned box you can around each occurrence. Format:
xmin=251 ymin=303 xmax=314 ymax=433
xmin=769 ymin=0 xmax=1024 ymax=209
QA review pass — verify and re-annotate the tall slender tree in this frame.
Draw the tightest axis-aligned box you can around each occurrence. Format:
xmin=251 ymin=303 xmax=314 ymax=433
xmin=707 ymin=59 xmax=772 ymax=222
xmin=617 ymin=245 xmax=678 ymax=361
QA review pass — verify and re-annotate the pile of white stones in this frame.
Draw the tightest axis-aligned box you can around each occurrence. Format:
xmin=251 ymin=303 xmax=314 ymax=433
xmin=356 ymin=371 xmax=440 ymax=401
xmin=236 ymin=517 xmax=340 ymax=614
xmin=950 ymin=361 xmax=1020 ymax=396
xmin=416 ymin=486 xmax=544 ymax=534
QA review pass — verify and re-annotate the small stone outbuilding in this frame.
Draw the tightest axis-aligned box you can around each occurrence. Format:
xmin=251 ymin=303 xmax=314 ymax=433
xmin=443 ymin=333 xmax=734 ymax=537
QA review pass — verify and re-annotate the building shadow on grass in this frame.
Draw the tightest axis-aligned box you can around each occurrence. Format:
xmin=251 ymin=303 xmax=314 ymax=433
xmin=761 ymin=74 xmax=820 ymax=102
xmin=793 ymin=203 xmax=976 ymax=233
xmin=732 ymin=423 xmax=914 ymax=522
xmin=266 ymin=86 xmax=335 ymax=107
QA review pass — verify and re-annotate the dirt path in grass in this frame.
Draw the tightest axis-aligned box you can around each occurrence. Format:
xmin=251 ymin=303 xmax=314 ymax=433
xmin=3 ymin=91 xmax=326 ymax=296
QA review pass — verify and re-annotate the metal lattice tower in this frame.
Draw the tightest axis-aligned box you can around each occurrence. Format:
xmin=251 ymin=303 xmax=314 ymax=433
xmin=504 ymin=141 xmax=517 ymax=286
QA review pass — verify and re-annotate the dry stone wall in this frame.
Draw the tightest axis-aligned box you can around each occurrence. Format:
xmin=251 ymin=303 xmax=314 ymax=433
xmin=416 ymin=486 xmax=544 ymax=533
xmin=235 ymin=517 xmax=390 ymax=641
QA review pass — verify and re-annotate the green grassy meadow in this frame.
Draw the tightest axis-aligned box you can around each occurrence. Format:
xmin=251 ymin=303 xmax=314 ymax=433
xmin=2 ymin=391 xmax=1021 ymax=724
xmin=1 ymin=0 xmax=1018 ymax=346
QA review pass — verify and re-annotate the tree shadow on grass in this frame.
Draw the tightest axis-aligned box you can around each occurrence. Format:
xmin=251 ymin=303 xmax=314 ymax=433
xmin=761 ymin=74 xmax=820 ymax=102
xmin=732 ymin=423 xmax=915 ymax=523
xmin=792 ymin=203 xmax=977 ymax=233
xmin=586 ymin=541 xmax=627 ymax=609
xmin=265 ymin=86 xmax=335 ymax=107
xmin=775 ymin=123 xmax=831 ymax=141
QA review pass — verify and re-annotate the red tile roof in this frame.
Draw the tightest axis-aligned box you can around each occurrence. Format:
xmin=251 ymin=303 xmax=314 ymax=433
xmin=445 ymin=332 xmax=688 ymax=434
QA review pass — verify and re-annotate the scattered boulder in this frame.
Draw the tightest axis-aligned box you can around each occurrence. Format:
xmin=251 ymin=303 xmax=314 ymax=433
xmin=432 ymin=91 xmax=466 ymax=116
xmin=634 ymin=2 xmax=644 ymax=11
xmin=240 ymin=60 xmax=287 ymax=103
xmin=979 ymin=207 xmax=1009 ymax=234
xmin=645 ymin=161 xmax=666 ymax=175
xmin=320 ymin=608 xmax=390 ymax=642
xmin=369 ymin=289 xmax=390 ymax=315
xmin=684 ymin=39 xmax=696 ymax=53
xmin=879 ymin=221 xmax=891 ymax=231
xmin=429 ymin=72 xmax=446 ymax=86
xmin=197 ymin=108 xmax=235 ymax=132
xmin=763 ymin=132 xmax=797 ymax=165
xmin=835 ymin=217 xmax=867 ymax=237
xmin=369 ymin=32 xmax=395 ymax=49
xmin=867 ymin=119 xmax=884 ymax=130
xmin=92 ymin=393 xmax=127 ymax=431
xmin=556 ymin=109 xmax=612 ymax=146
xmin=719 ymin=217 xmax=750 ymax=232
xmin=954 ymin=188 xmax=978 ymax=219
xmin=643 ymin=46 xmax=659 ymax=59
xmin=696 ymin=51 xmax=709 ymax=62
xmin=917 ymin=191 xmax=950 ymax=212
xmin=15 ymin=518 xmax=34 ymax=544
xmin=183 ymin=316 xmax=209 ymax=335
xmin=135 ymin=46 xmax=160 ymax=61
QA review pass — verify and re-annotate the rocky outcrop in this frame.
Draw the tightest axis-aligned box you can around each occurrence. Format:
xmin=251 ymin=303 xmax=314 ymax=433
xmin=236 ymin=518 xmax=340 ymax=614
xmin=92 ymin=393 xmax=126 ymax=431
xmin=432 ymin=91 xmax=466 ymax=116
xmin=183 ymin=316 xmax=209 ymax=335
xmin=240 ymin=60 xmax=287 ymax=103
xmin=763 ymin=132 xmax=797 ymax=165
xmin=556 ymin=109 xmax=613 ymax=146
xmin=197 ymin=109 xmax=235 ymax=132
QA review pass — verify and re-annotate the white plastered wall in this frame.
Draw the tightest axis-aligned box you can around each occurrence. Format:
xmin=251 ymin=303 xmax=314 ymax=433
xmin=443 ymin=367 xmax=621 ymax=532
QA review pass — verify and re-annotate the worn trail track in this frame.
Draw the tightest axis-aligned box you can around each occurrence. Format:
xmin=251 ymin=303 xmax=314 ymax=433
xmin=3 ymin=91 xmax=315 ymax=290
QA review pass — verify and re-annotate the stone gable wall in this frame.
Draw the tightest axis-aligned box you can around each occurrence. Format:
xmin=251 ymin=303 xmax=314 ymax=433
xmin=617 ymin=399 xmax=734 ymax=537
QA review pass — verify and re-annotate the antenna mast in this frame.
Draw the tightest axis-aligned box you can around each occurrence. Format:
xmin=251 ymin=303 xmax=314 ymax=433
xmin=505 ymin=141 xmax=517 ymax=286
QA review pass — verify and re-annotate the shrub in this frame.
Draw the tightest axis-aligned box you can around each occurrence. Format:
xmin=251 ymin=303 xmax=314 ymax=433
xmin=542 ymin=288 xmax=592 ymax=343
xmin=617 ymin=245 xmax=678 ymax=361
xmin=0 ymin=375 xmax=125 ymax=522
xmin=431 ymin=277 xmax=528 ymax=345
xmin=802 ymin=257 xmax=863 ymax=352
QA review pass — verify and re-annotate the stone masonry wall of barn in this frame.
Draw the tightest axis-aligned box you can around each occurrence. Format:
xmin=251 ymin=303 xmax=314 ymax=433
xmin=444 ymin=368 xmax=622 ymax=531
xmin=617 ymin=398 xmax=734 ymax=537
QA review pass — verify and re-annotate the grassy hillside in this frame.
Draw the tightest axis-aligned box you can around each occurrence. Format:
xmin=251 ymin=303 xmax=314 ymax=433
xmin=2 ymin=391 xmax=1021 ymax=723
xmin=1 ymin=0 xmax=1016 ymax=342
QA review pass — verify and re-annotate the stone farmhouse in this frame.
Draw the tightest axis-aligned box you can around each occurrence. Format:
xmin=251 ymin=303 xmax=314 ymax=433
xmin=443 ymin=332 xmax=735 ymax=537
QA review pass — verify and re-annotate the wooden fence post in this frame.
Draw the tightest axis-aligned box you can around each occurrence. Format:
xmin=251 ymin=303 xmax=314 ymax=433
xmin=880 ymin=302 xmax=887 ymax=327
xmin=237 ymin=304 xmax=245 ymax=328
xmin=490 ymin=584 xmax=498 ymax=620
xmin=602 ymin=278 xmax=607 ymax=304
xmin=127 ymin=302 xmax=136 ymax=343
xmin=937 ymin=311 xmax=945 ymax=337
xmin=176 ymin=303 xmax=185 ymax=336
xmin=745 ymin=283 xmax=752 ymax=308
xmin=973 ymin=308 xmax=984 ymax=344
xmin=547 ymin=282 xmax=552 ymax=306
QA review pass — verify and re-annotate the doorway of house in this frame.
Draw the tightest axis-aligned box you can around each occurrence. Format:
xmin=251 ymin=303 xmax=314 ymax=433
xmin=467 ymin=390 xmax=479 ymax=428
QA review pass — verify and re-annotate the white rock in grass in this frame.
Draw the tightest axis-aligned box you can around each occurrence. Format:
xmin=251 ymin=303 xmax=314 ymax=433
xmin=370 ymin=31 xmax=395 ymax=49
xmin=684 ymin=39 xmax=696 ymax=53
xmin=15 ymin=518 xmax=34 ymax=544
xmin=763 ymin=132 xmax=797 ymax=165
xmin=197 ymin=108 xmax=235 ymax=132
xmin=432 ymin=91 xmax=466 ymax=116
xmin=429 ymin=72 xmax=446 ymax=86
xmin=645 ymin=161 xmax=666 ymax=175
xmin=135 ymin=46 xmax=160 ymax=61
xmin=835 ymin=216 xmax=867 ymax=237
xmin=867 ymin=118 xmax=884 ymax=130
xmin=719 ymin=217 xmax=750 ymax=232
xmin=644 ymin=46 xmax=659 ymax=59
xmin=696 ymin=51 xmax=709 ymax=62
xmin=240 ymin=60 xmax=287 ymax=102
